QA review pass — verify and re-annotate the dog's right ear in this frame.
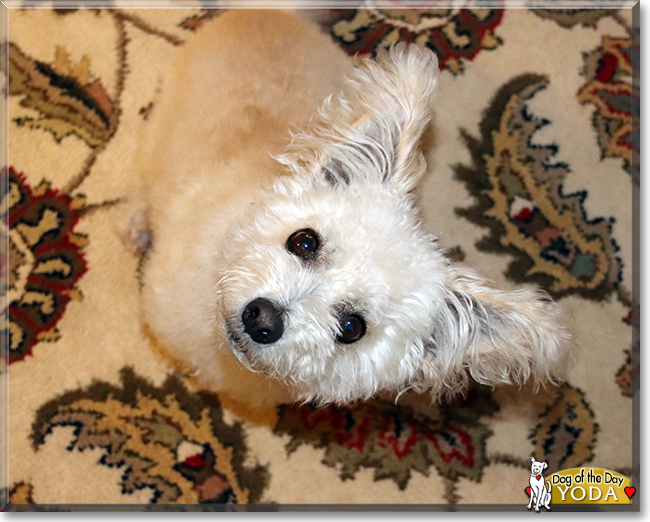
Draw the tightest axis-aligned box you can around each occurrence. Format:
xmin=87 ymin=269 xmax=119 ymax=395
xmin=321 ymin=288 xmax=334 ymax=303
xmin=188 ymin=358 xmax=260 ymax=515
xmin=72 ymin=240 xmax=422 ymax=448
xmin=279 ymin=44 xmax=439 ymax=193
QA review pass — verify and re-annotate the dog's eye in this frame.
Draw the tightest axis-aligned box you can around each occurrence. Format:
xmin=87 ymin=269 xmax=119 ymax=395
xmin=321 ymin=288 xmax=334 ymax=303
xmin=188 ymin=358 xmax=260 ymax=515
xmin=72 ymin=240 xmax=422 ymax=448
xmin=287 ymin=229 xmax=320 ymax=260
xmin=336 ymin=313 xmax=366 ymax=344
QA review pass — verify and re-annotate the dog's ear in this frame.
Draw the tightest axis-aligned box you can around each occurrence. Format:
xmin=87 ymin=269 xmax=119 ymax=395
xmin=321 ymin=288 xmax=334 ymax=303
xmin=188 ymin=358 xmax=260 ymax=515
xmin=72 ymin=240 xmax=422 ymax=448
xmin=531 ymin=457 xmax=536 ymax=463
xmin=279 ymin=44 xmax=439 ymax=192
xmin=426 ymin=266 xmax=575 ymax=396
xmin=543 ymin=462 xmax=548 ymax=470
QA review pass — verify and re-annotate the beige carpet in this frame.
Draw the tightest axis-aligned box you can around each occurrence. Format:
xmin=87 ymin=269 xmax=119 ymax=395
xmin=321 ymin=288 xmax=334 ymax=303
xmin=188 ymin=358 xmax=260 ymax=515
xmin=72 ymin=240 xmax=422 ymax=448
xmin=3 ymin=4 xmax=638 ymax=509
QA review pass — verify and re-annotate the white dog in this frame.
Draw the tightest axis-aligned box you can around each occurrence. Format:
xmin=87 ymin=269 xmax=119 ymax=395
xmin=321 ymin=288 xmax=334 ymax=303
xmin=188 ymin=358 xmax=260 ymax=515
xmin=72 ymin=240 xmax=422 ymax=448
xmin=528 ymin=457 xmax=552 ymax=511
xmin=127 ymin=10 xmax=575 ymax=406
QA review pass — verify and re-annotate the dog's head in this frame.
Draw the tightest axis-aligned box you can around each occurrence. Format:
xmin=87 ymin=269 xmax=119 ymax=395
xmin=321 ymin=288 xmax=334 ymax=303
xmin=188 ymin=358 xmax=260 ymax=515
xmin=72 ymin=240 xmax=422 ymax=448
xmin=217 ymin=44 xmax=575 ymax=404
xmin=531 ymin=457 xmax=548 ymax=476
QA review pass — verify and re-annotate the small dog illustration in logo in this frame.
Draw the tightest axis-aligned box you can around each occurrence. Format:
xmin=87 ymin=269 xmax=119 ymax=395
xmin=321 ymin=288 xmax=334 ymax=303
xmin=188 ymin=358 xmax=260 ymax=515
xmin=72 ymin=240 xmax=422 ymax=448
xmin=527 ymin=457 xmax=552 ymax=511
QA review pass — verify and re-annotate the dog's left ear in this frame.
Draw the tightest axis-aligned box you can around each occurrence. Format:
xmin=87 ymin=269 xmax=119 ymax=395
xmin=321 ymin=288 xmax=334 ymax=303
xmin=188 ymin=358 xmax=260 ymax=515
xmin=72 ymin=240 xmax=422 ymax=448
xmin=280 ymin=44 xmax=439 ymax=193
xmin=425 ymin=265 xmax=576 ymax=396
xmin=543 ymin=462 xmax=548 ymax=470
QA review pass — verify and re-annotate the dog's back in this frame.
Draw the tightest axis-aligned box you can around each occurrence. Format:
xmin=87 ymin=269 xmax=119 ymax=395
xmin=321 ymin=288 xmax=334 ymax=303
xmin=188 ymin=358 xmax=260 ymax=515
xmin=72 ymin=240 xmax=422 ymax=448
xmin=131 ymin=10 xmax=351 ymax=404
xmin=138 ymin=9 xmax=351 ymax=225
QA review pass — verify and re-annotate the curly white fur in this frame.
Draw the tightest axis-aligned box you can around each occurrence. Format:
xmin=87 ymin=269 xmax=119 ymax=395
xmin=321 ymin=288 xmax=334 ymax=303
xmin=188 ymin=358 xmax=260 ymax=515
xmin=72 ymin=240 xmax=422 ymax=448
xmin=131 ymin=10 xmax=576 ymax=406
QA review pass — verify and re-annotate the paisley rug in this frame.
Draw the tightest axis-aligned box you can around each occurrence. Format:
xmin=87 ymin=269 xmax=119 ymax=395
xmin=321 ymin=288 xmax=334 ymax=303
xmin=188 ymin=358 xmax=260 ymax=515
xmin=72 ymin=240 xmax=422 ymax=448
xmin=2 ymin=3 xmax=638 ymax=510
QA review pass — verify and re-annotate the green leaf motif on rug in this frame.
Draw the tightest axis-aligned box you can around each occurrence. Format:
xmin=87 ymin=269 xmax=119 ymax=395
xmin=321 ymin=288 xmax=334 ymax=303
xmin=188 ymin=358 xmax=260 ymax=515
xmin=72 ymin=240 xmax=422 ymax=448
xmin=529 ymin=384 xmax=598 ymax=473
xmin=8 ymin=43 xmax=113 ymax=147
xmin=530 ymin=8 xmax=618 ymax=29
xmin=31 ymin=368 xmax=269 ymax=504
xmin=454 ymin=74 xmax=622 ymax=300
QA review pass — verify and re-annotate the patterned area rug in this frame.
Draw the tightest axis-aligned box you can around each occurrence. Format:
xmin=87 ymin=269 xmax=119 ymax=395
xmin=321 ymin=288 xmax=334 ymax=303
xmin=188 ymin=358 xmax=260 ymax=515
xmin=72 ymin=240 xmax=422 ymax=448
xmin=3 ymin=4 xmax=638 ymax=509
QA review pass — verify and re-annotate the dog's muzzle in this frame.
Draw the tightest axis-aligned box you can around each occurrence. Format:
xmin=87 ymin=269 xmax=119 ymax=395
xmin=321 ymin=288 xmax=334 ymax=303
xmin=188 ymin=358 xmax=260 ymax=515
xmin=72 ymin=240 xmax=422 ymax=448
xmin=241 ymin=298 xmax=284 ymax=344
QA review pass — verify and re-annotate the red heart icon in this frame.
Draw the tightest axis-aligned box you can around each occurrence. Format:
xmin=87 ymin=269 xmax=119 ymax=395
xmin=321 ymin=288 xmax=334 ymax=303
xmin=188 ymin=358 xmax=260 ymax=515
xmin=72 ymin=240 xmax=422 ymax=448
xmin=525 ymin=487 xmax=531 ymax=497
xmin=624 ymin=487 xmax=635 ymax=499
xmin=536 ymin=475 xmax=541 ymax=480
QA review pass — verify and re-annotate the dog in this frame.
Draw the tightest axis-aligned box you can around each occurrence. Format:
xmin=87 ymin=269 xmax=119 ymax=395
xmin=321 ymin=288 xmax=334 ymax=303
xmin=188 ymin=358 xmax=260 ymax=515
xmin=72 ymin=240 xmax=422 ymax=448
xmin=528 ymin=457 xmax=552 ymax=511
xmin=125 ymin=10 xmax=575 ymax=406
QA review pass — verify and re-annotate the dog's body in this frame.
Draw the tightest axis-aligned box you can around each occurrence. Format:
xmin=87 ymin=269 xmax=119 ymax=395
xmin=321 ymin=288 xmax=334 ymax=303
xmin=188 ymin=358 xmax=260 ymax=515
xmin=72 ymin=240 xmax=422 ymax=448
xmin=528 ymin=457 xmax=552 ymax=511
xmin=129 ymin=10 xmax=575 ymax=406
xmin=131 ymin=10 xmax=349 ymax=404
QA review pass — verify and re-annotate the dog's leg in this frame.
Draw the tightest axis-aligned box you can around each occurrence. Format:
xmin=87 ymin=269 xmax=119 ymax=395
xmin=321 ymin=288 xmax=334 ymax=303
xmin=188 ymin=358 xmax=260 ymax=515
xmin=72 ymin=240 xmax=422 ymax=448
xmin=117 ymin=172 xmax=153 ymax=257
xmin=121 ymin=205 xmax=153 ymax=257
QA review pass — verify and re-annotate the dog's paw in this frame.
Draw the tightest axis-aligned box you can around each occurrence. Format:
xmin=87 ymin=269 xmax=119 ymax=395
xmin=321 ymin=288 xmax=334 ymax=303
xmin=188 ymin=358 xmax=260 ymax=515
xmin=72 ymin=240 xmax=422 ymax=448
xmin=120 ymin=208 xmax=153 ymax=257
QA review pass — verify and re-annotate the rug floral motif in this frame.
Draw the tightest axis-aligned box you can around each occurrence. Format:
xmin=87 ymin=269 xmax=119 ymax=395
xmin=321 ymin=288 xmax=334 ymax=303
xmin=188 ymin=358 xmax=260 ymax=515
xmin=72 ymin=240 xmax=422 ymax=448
xmin=1 ymin=167 xmax=87 ymax=364
xmin=578 ymin=36 xmax=637 ymax=177
xmin=274 ymin=386 xmax=498 ymax=491
xmin=32 ymin=368 xmax=269 ymax=504
xmin=454 ymin=74 xmax=622 ymax=300
xmin=529 ymin=384 xmax=598 ymax=474
xmin=319 ymin=3 xmax=504 ymax=74
xmin=616 ymin=349 xmax=633 ymax=398
xmin=530 ymin=7 xmax=619 ymax=28
xmin=8 ymin=43 xmax=114 ymax=148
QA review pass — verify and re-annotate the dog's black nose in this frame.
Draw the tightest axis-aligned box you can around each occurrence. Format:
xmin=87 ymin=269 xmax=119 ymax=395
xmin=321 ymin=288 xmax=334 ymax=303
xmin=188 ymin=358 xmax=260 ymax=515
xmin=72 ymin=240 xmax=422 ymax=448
xmin=241 ymin=298 xmax=284 ymax=344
